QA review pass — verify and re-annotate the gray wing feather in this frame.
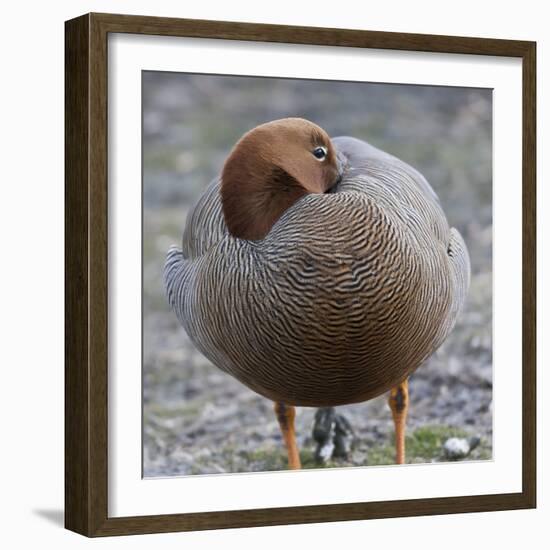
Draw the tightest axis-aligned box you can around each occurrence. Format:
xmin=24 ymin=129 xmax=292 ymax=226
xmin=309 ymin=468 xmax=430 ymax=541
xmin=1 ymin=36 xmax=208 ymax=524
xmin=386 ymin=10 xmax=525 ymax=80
xmin=181 ymin=177 xmax=227 ymax=260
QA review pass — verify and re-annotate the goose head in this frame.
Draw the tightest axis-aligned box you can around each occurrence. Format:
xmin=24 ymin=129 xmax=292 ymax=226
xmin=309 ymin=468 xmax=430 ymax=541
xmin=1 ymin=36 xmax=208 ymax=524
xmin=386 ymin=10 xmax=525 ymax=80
xmin=221 ymin=118 xmax=342 ymax=240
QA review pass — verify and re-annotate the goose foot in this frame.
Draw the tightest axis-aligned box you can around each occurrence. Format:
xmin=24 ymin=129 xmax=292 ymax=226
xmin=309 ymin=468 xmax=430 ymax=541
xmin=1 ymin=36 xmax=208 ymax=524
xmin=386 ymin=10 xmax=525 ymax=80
xmin=388 ymin=378 xmax=409 ymax=464
xmin=274 ymin=402 xmax=301 ymax=469
xmin=312 ymin=407 xmax=355 ymax=464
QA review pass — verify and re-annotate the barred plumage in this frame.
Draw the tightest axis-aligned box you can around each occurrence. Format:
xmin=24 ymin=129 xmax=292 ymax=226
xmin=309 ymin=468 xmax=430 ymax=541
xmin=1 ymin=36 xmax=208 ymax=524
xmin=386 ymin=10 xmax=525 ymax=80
xmin=164 ymin=135 xmax=470 ymax=408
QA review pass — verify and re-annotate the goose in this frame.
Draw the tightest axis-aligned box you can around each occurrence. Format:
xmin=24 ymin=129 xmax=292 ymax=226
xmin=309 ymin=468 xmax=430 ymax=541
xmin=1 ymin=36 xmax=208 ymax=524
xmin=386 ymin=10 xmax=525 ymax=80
xmin=164 ymin=118 xmax=470 ymax=470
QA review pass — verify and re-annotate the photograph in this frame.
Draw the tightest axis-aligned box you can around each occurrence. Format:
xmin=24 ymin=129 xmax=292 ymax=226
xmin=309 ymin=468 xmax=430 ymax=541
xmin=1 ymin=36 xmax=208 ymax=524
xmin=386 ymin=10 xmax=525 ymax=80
xmin=142 ymin=72 xmax=493 ymax=478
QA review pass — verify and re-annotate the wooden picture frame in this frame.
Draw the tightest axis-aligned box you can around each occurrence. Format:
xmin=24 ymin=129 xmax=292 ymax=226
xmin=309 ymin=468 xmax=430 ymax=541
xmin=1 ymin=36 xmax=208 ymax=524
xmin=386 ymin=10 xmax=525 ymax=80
xmin=65 ymin=12 xmax=536 ymax=537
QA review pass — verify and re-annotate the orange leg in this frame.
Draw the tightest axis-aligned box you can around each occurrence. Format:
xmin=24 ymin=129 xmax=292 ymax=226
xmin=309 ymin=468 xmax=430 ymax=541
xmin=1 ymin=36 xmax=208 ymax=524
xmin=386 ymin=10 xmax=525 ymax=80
xmin=274 ymin=402 xmax=301 ymax=470
xmin=388 ymin=379 xmax=409 ymax=465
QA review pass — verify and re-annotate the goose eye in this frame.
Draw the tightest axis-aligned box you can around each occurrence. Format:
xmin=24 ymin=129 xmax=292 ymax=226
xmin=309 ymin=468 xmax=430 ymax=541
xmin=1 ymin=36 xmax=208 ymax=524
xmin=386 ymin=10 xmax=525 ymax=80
xmin=312 ymin=146 xmax=327 ymax=161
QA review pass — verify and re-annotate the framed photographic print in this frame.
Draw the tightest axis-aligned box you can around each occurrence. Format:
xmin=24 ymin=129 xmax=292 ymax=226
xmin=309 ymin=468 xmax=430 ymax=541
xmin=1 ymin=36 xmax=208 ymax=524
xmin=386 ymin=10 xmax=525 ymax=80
xmin=65 ymin=12 xmax=536 ymax=537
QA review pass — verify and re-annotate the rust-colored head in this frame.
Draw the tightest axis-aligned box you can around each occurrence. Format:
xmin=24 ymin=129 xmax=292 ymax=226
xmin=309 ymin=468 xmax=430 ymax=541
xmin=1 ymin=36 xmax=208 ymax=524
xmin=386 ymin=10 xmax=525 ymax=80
xmin=221 ymin=118 xmax=341 ymax=240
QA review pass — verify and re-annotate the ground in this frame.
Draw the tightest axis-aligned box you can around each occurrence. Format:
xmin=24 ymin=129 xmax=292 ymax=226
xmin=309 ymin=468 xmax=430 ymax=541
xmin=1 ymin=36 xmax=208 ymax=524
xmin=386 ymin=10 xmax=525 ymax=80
xmin=142 ymin=73 xmax=493 ymax=476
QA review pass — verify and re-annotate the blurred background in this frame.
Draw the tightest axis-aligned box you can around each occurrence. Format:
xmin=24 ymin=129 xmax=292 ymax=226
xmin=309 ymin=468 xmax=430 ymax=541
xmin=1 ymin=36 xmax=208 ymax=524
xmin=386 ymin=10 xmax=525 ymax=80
xmin=142 ymin=72 xmax=492 ymax=477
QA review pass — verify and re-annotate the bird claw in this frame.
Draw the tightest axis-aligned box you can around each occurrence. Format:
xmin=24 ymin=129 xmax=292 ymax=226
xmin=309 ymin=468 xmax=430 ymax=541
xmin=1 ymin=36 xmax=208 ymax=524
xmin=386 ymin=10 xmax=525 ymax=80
xmin=312 ymin=408 xmax=355 ymax=464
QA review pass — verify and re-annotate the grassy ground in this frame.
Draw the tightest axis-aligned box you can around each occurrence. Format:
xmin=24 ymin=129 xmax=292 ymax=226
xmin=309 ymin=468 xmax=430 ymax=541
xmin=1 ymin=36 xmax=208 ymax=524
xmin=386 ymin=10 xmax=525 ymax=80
xmin=142 ymin=73 xmax=493 ymax=476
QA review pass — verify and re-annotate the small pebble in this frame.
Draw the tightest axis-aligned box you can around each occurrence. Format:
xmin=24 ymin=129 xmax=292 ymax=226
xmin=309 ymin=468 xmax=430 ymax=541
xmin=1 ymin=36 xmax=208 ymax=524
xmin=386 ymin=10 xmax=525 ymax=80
xmin=443 ymin=436 xmax=481 ymax=460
